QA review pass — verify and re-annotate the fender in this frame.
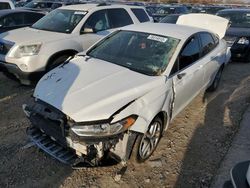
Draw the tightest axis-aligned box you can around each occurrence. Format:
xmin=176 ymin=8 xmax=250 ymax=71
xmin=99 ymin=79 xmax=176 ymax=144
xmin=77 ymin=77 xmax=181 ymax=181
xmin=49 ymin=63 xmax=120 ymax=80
xmin=111 ymin=80 xmax=174 ymax=134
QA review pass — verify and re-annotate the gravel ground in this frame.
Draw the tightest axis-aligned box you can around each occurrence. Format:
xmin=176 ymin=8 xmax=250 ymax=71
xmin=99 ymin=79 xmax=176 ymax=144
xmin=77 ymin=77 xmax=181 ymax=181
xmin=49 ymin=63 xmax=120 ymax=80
xmin=0 ymin=62 xmax=250 ymax=188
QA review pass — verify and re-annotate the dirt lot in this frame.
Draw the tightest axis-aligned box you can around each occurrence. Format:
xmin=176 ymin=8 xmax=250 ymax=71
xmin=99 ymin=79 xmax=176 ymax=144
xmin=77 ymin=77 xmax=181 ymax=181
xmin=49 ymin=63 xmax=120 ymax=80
xmin=0 ymin=62 xmax=250 ymax=188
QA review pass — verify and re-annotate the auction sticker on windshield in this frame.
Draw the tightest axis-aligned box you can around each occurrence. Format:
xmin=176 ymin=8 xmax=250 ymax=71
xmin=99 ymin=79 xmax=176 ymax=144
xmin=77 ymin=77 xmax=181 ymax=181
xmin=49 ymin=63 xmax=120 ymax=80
xmin=147 ymin=35 xmax=168 ymax=43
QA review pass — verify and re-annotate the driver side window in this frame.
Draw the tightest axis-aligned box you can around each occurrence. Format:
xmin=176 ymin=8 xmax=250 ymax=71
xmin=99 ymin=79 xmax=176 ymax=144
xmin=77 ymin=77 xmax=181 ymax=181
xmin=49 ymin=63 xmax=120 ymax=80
xmin=170 ymin=34 xmax=201 ymax=75
xmin=82 ymin=10 xmax=110 ymax=33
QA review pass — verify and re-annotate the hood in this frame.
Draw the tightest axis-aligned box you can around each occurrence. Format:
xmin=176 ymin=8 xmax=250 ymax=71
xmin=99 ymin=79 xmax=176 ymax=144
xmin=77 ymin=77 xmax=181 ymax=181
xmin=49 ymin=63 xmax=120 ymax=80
xmin=0 ymin=27 xmax=70 ymax=44
xmin=34 ymin=56 xmax=164 ymax=122
xmin=177 ymin=14 xmax=229 ymax=39
xmin=226 ymin=27 xmax=250 ymax=38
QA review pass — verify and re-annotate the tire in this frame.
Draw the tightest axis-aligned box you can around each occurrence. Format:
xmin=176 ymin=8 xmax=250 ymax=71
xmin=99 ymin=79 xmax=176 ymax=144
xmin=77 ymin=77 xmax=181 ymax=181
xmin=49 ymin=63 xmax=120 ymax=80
xmin=130 ymin=116 xmax=163 ymax=163
xmin=46 ymin=55 xmax=72 ymax=71
xmin=207 ymin=66 xmax=223 ymax=92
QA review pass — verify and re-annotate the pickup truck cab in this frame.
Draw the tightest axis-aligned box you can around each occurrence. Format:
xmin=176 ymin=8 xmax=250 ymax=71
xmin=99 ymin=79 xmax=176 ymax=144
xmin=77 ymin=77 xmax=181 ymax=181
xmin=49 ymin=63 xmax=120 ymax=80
xmin=0 ymin=3 xmax=151 ymax=84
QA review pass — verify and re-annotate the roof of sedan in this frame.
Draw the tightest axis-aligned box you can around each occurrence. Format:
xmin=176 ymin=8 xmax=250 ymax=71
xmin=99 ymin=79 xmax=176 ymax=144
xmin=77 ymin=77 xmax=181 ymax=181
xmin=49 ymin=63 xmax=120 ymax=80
xmin=60 ymin=3 xmax=142 ymax=11
xmin=122 ymin=23 xmax=207 ymax=40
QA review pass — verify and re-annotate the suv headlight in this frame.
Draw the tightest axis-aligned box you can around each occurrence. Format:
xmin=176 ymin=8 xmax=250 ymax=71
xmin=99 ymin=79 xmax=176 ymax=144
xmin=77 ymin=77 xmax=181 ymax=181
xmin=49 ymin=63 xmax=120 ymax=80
xmin=237 ymin=37 xmax=249 ymax=45
xmin=71 ymin=115 xmax=137 ymax=137
xmin=13 ymin=44 xmax=41 ymax=58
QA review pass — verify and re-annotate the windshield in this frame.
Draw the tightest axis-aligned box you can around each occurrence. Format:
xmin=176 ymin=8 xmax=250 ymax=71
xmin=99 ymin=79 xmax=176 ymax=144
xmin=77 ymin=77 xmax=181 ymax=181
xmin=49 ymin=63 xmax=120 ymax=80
xmin=217 ymin=12 xmax=250 ymax=28
xmin=156 ymin=7 xmax=177 ymax=15
xmin=32 ymin=9 xmax=86 ymax=33
xmin=160 ymin=15 xmax=179 ymax=24
xmin=87 ymin=31 xmax=180 ymax=76
xmin=24 ymin=2 xmax=49 ymax=9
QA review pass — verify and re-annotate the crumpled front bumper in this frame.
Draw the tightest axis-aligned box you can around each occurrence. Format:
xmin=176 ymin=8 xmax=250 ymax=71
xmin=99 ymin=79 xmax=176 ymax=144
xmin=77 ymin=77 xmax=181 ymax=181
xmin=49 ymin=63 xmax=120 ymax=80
xmin=23 ymin=100 xmax=132 ymax=167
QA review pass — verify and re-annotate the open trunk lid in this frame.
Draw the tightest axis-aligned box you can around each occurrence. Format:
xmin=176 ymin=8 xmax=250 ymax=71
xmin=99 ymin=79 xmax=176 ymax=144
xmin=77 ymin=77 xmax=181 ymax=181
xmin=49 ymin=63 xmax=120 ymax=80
xmin=176 ymin=13 xmax=229 ymax=39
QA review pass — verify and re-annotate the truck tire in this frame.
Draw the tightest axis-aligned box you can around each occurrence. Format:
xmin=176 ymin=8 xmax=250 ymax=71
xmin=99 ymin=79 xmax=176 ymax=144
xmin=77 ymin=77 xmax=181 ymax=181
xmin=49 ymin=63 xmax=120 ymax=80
xmin=46 ymin=54 xmax=72 ymax=71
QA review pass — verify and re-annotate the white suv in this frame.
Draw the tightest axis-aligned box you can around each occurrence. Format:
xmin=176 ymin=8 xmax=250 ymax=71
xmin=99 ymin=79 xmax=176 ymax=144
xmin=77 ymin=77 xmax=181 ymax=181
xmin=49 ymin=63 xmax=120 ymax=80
xmin=0 ymin=0 xmax=15 ymax=10
xmin=0 ymin=3 xmax=152 ymax=84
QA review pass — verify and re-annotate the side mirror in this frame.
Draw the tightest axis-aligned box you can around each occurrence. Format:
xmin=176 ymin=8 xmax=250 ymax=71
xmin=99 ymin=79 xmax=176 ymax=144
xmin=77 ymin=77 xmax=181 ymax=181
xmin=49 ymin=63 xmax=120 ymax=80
xmin=81 ymin=27 xmax=96 ymax=34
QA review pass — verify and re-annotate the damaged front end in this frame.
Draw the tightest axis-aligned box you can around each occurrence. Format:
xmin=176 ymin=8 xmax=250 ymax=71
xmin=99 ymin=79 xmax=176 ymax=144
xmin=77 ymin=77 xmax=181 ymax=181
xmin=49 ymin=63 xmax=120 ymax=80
xmin=23 ymin=99 xmax=137 ymax=167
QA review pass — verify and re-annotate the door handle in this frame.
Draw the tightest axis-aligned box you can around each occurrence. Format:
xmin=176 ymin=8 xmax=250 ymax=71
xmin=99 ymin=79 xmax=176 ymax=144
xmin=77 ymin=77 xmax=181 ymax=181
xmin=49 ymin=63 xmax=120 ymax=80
xmin=177 ymin=73 xmax=186 ymax=79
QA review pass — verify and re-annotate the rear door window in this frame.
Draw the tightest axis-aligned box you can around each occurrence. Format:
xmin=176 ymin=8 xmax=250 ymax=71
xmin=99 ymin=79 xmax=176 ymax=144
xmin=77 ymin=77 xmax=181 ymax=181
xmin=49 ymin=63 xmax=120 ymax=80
xmin=200 ymin=32 xmax=216 ymax=57
xmin=0 ymin=3 xmax=11 ymax=10
xmin=131 ymin=8 xmax=149 ymax=22
xmin=107 ymin=8 xmax=133 ymax=28
xmin=1 ymin=13 xmax=24 ymax=27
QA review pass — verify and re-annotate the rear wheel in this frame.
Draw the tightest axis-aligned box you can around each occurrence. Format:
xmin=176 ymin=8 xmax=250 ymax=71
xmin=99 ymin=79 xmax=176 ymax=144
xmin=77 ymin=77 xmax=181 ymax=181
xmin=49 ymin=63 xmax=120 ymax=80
xmin=207 ymin=66 xmax=223 ymax=92
xmin=130 ymin=116 xmax=163 ymax=163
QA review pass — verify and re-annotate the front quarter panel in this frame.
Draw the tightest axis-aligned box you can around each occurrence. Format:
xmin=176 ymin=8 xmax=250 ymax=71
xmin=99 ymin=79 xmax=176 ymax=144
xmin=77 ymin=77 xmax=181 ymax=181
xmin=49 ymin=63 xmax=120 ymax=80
xmin=111 ymin=78 xmax=173 ymax=134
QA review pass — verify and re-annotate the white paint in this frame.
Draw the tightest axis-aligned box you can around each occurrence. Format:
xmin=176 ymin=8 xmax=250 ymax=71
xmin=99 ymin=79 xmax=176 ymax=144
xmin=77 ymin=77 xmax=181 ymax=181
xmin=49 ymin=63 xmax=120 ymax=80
xmin=177 ymin=14 xmax=229 ymax=39
xmin=34 ymin=23 xmax=229 ymax=135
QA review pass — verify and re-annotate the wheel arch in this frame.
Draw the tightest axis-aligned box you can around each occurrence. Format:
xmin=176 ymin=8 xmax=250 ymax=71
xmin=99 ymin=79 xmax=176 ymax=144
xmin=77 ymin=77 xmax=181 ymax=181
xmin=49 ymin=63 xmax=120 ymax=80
xmin=46 ymin=49 xmax=79 ymax=70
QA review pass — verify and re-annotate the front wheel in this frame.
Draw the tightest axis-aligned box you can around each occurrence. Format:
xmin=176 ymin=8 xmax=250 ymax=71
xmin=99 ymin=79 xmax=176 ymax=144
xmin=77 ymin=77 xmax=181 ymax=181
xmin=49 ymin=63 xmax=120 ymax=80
xmin=130 ymin=116 xmax=163 ymax=163
xmin=46 ymin=55 xmax=72 ymax=72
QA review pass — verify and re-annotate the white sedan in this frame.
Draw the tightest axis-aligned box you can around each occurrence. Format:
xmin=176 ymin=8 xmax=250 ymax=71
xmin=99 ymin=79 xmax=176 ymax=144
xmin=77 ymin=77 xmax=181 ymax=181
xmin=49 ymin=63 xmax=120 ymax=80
xmin=24 ymin=14 xmax=230 ymax=166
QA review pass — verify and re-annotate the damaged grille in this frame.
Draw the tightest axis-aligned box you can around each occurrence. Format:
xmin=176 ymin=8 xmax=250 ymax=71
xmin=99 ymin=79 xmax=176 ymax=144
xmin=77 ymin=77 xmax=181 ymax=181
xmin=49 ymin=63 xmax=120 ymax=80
xmin=27 ymin=127 xmax=78 ymax=164
xmin=28 ymin=100 xmax=68 ymax=146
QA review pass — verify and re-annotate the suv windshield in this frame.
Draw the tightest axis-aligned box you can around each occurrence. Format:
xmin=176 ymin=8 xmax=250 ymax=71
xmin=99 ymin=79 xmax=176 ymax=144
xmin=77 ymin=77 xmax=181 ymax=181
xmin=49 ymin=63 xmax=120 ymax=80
xmin=88 ymin=31 xmax=179 ymax=76
xmin=218 ymin=11 xmax=250 ymax=28
xmin=32 ymin=9 xmax=86 ymax=33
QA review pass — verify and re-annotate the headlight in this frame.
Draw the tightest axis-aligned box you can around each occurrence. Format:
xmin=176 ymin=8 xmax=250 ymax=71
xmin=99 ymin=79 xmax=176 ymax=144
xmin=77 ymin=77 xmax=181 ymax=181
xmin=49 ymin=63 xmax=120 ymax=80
xmin=237 ymin=37 xmax=249 ymax=45
xmin=71 ymin=116 xmax=137 ymax=137
xmin=13 ymin=44 xmax=41 ymax=58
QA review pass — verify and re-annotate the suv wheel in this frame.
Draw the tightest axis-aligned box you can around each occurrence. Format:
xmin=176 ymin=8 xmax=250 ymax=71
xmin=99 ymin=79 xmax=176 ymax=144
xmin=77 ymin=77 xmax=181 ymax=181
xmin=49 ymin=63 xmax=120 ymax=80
xmin=47 ymin=55 xmax=72 ymax=71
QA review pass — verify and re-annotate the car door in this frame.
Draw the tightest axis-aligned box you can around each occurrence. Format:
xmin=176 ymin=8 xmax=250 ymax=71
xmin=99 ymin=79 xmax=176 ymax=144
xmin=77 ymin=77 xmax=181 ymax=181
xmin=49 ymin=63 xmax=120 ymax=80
xmin=79 ymin=9 xmax=110 ymax=50
xmin=199 ymin=32 xmax=221 ymax=88
xmin=170 ymin=34 xmax=205 ymax=118
xmin=79 ymin=8 xmax=134 ymax=50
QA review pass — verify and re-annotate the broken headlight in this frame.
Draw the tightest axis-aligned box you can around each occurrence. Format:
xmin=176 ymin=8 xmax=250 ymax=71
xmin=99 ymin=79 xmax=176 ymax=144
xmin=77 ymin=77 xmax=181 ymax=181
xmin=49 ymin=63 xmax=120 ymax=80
xmin=71 ymin=116 xmax=137 ymax=137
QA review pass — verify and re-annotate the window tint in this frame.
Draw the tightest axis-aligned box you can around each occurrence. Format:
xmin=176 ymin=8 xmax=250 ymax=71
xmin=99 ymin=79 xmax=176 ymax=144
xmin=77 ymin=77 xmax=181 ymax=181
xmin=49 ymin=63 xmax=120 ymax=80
xmin=0 ymin=3 xmax=11 ymax=10
xmin=51 ymin=3 xmax=62 ymax=10
xmin=179 ymin=36 xmax=200 ymax=70
xmin=211 ymin=33 xmax=219 ymax=45
xmin=131 ymin=8 xmax=149 ymax=22
xmin=1 ymin=13 xmax=24 ymax=27
xmin=107 ymin=8 xmax=133 ymax=28
xmin=24 ymin=13 xmax=44 ymax=24
xmin=84 ymin=10 xmax=110 ymax=32
xmin=200 ymin=33 xmax=216 ymax=56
